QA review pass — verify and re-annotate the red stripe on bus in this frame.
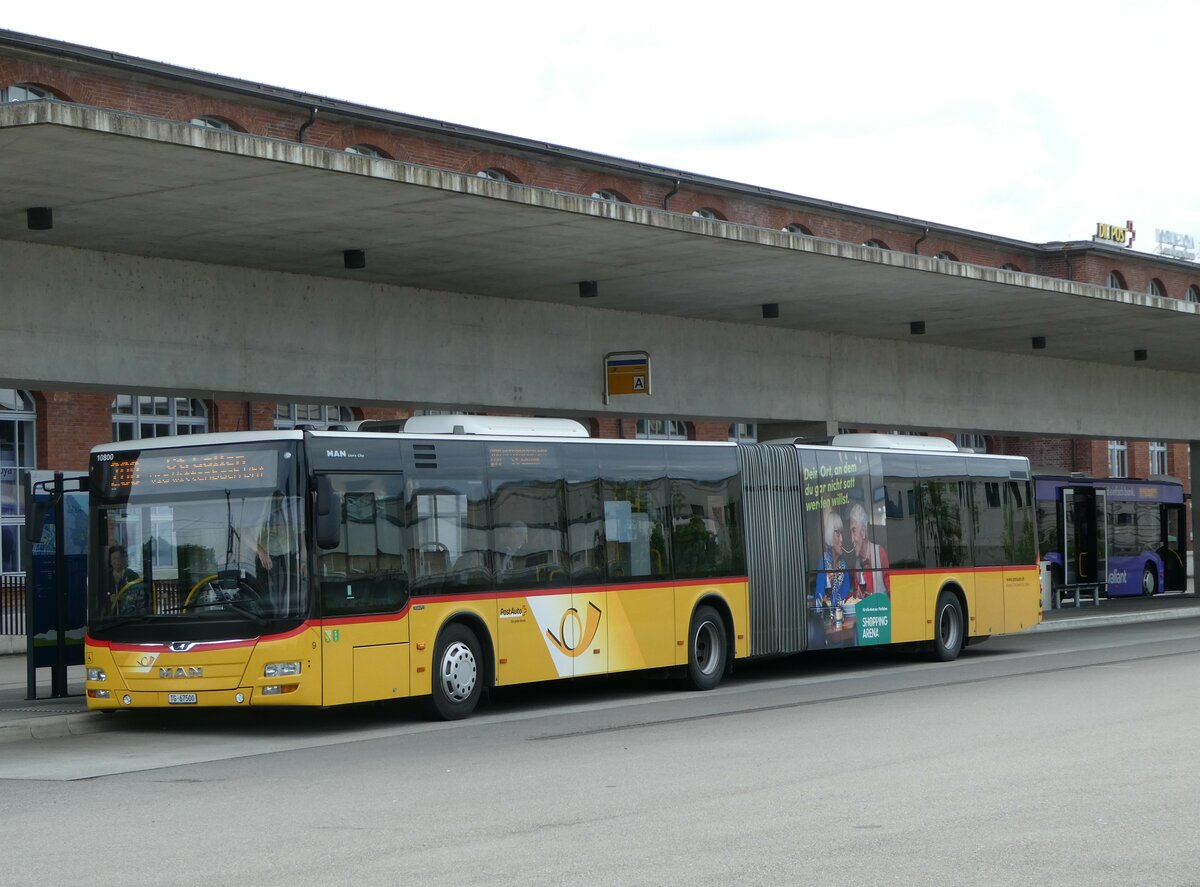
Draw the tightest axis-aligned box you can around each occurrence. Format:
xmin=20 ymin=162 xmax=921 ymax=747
xmin=881 ymin=565 xmax=1038 ymax=576
xmin=413 ymin=575 xmax=750 ymax=606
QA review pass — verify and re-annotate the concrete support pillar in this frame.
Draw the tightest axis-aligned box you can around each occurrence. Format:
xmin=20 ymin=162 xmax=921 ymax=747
xmin=1190 ymin=443 xmax=1199 ymax=585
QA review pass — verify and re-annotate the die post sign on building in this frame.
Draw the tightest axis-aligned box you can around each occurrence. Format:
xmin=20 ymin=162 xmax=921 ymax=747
xmin=604 ymin=351 xmax=651 ymax=403
xmin=1094 ymin=219 xmax=1135 ymax=247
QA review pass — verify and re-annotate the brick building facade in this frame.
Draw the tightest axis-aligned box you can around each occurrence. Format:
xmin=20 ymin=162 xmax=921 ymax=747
xmin=1 ymin=29 xmax=1194 ymax=570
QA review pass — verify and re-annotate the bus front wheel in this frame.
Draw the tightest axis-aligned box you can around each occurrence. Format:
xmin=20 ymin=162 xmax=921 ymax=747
xmin=932 ymin=592 xmax=964 ymax=662
xmin=428 ymin=623 xmax=483 ymax=720
xmin=1142 ymin=566 xmax=1157 ymax=596
xmin=685 ymin=605 xmax=728 ymax=691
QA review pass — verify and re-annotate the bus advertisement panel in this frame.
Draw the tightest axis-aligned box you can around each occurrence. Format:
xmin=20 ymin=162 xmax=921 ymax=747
xmin=801 ymin=447 xmax=892 ymax=650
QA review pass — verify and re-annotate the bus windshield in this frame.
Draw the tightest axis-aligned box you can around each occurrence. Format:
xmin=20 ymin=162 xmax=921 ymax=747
xmin=89 ymin=442 xmax=307 ymax=630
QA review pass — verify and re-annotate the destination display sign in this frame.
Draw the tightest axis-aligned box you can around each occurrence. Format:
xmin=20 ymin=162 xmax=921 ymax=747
xmin=93 ymin=448 xmax=279 ymax=497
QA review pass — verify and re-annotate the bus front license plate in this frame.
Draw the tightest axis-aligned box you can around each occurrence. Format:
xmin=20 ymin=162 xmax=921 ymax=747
xmin=168 ymin=693 xmax=197 ymax=705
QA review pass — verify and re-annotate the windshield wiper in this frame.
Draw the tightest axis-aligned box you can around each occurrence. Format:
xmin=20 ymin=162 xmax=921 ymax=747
xmin=158 ymin=598 xmax=271 ymax=626
xmin=187 ymin=598 xmax=270 ymax=626
xmin=96 ymin=614 xmax=153 ymax=631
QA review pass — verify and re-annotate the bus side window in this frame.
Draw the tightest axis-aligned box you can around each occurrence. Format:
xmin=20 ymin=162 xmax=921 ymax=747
xmin=916 ymin=455 xmax=970 ymax=568
xmin=564 ymin=445 xmax=604 ymax=585
xmin=599 ymin=445 xmax=671 ymax=582
xmin=1005 ymin=480 xmax=1036 ymax=564
xmin=880 ymin=454 xmax=923 ymax=569
xmin=666 ymin=446 xmax=744 ymax=579
xmin=407 ymin=484 xmax=486 ymax=594
xmin=485 ymin=441 xmax=569 ymax=590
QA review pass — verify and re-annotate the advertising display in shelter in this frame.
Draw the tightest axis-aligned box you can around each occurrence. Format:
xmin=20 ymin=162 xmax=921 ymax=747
xmin=27 ymin=472 xmax=88 ymax=668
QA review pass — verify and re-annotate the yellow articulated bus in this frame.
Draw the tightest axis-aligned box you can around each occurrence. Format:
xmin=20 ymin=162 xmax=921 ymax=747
xmin=84 ymin=418 xmax=1040 ymax=719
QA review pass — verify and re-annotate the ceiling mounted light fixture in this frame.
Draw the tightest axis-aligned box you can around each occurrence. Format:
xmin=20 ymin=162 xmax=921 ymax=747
xmin=26 ymin=206 xmax=53 ymax=230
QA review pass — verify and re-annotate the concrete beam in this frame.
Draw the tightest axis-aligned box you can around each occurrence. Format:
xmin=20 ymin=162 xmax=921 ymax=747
xmin=6 ymin=240 xmax=1200 ymax=441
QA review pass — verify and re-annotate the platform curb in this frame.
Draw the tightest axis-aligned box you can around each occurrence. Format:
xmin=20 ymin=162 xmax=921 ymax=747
xmin=1032 ymin=606 xmax=1200 ymax=633
xmin=0 ymin=709 xmax=121 ymax=745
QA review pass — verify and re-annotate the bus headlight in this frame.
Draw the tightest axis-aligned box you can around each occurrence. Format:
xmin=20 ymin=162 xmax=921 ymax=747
xmin=264 ymin=661 xmax=301 ymax=678
xmin=87 ymin=667 xmax=107 ymax=682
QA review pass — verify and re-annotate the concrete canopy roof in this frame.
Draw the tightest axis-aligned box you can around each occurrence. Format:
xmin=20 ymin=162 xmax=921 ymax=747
xmin=3 ymin=100 xmax=1199 ymax=375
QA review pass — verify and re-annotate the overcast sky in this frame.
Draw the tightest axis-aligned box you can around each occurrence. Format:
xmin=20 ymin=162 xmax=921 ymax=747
xmin=5 ymin=1 xmax=1198 ymax=250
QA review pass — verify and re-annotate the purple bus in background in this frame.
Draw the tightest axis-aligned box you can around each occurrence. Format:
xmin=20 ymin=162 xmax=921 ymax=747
xmin=1036 ymin=475 xmax=1187 ymax=598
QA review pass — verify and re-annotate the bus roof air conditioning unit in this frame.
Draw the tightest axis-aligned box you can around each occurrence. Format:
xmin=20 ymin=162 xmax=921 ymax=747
xmin=402 ymin=415 xmax=590 ymax=438
xmin=830 ymin=433 xmax=959 ymax=451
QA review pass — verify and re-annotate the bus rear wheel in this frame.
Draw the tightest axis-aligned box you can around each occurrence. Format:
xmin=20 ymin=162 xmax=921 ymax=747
xmin=686 ymin=605 xmax=728 ymax=691
xmin=428 ymin=623 xmax=483 ymax=720
xmin=932 ymin=591 xmax=964 ymax=662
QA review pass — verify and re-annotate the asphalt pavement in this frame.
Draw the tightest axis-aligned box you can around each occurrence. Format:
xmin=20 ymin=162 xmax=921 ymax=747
xmin=2 ymin=590 xmax=1198 ymax=745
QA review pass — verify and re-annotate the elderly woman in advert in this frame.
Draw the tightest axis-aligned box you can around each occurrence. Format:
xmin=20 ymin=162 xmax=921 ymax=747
xmin=817 ymin=508 xmax=850 ymax=608
xmin=848 ymin=501 xmax=890 ymax=597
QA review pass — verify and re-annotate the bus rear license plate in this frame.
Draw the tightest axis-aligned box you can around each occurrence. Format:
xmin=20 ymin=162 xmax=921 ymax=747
xmin=168 ymin=693 xmax=197 ymax=705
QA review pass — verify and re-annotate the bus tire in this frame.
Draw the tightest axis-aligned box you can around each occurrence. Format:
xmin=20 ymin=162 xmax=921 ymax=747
xmin=1141 ymin=566 xmax=1157 ymax=596
xmin=932 ymin=591 xmax=964 ymax=662
xmin=428 ymin=623 xmax=483 ymax=720
xmin=686 ymin=605 xmax=727 ymax=691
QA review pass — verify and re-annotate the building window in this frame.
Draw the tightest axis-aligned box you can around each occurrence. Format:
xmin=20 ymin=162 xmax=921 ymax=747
xmin=954 ymin=433 xmax=987 ymax=452
xmin=1148 ymin=278 xmax=1167 ymax=297
xmin=275 ymin=403 xmax=355 ymax=430
xmin=1150 ymin=441 xmax=1168 ymax=475
xmin=1106 ymin=270 xmax=1127 ymax=290
xmin=1 ymin=83 xmax=52 ymax=102
xmin=636 ymin=419 xmax=688 ymax=440
xmin=345 ymin=144 xmax=384 ymax=158
xmin=0 ymin=390 xmax=35 ymax=574
xmin=691 ymin=208 xmax=723 ymax=220
xmin=591 ymin=189 xmax=626 ymax=202
xmin=783 ymin=223 xmax=813 ymax=236
xmin=1107 ymin=439 xmax=1128 ymax=477
xmin=189 ymin=115 xmax=237 ymax=131
xmin=477 ymin=168 xmax=514 ymax=183
xmin=935 ymin=251 xmax=959 ymax=262
xmin=112 ymin=395 xmax=208 ymax=441
xmin=864 ymin=239 xmax=890 ymax=250
xmin=728 ymin=423 xmax=758 ymax=442
xmin=1186 ymin=286 xmax=1200 ymax=304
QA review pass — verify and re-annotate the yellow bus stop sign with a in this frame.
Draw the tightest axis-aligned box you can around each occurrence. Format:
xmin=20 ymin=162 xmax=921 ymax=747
xmin=604 ymin=351 xmax=651 ymax=403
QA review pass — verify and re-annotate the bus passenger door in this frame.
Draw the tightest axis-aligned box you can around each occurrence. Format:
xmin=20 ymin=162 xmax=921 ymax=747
xmin=1160 ymin=503 xmax=1187 ymax=592
xmin=315 ymin=473 xmax=411 ymax=706
xmin=518 ymin=588 xmax=607 ymax=681
xmin=972 ymin=569 xmax=1003 ymax=636
xmin=568 ymin=587 xmax=608 ymax=677
xmin=1062 ymin=487 xmax=1104 ymax=590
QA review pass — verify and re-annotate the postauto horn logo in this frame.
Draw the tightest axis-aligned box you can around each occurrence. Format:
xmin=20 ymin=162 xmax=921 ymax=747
xmin=545 ymin=602 xmax=602 ymax=657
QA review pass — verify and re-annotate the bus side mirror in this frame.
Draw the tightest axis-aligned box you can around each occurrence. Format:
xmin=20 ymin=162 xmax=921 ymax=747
xmin=315 ymin=476 xmax=341 ymax=550
xmin=27 ymin=501 xmax=49 ymax=546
